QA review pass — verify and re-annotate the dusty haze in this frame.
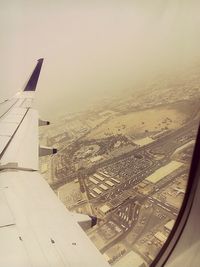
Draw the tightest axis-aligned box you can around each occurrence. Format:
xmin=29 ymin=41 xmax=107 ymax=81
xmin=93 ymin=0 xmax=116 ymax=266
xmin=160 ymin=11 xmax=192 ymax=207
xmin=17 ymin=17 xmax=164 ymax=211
xmin=1 ymin=0 xmax=200 ymax=119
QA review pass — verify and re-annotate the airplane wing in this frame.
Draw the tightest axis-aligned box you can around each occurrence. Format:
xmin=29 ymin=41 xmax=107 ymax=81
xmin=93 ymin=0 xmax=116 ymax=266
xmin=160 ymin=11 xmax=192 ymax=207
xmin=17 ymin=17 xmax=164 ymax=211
xmin=0 ymin=59 xmax=110 ymax=267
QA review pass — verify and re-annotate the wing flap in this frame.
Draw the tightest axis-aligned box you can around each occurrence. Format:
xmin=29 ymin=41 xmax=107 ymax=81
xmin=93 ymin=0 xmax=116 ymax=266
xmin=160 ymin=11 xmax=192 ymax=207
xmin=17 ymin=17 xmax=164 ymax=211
xmin=0 ymin=98 xmax=18 ymax=119
xmin=0 ymin=226 xmax=31 ymax=267
xmin=0 ymin=122 xmax=20 ymax=136
xmin=0 ymin=136 xmax=10 ymax=154
xmin=0 ymin=170 xmax=110 ymax=267
xmin=0 ymin=190 xmax=15 ymax=227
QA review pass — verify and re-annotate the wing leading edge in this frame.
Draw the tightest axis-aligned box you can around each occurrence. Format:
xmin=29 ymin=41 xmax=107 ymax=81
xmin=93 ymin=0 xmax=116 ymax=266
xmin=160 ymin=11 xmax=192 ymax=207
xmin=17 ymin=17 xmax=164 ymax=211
xmin=0 ymin=59 xmax=110 ymax=267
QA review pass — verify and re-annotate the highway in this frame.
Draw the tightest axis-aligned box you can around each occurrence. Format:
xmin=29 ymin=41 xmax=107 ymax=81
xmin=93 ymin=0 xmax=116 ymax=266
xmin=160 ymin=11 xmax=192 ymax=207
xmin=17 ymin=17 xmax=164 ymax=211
xmin=100 ymin=201 xmax=140 ymax=254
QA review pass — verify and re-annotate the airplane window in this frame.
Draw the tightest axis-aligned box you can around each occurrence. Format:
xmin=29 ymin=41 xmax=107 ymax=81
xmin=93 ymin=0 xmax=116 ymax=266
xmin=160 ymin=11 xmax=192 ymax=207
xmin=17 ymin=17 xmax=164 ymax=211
xmin=39 ymin=68 xmax=200 ymax=267
xmin=2 ymin=1 xmax=200 ymax=266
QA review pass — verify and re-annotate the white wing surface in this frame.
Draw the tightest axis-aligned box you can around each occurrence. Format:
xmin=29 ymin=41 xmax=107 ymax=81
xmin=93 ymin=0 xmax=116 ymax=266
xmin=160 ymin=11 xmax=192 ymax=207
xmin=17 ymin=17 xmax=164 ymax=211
xmin=0 ymin=59 xmax=110 ymax=267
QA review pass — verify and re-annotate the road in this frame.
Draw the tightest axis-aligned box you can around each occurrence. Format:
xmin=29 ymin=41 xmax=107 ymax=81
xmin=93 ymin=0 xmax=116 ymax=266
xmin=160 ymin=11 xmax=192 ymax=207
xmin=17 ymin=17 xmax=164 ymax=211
xmin=100 ymin=201 xmax=140 ymax=254
xmin=51 ymin=120 xmax=197 ymax=190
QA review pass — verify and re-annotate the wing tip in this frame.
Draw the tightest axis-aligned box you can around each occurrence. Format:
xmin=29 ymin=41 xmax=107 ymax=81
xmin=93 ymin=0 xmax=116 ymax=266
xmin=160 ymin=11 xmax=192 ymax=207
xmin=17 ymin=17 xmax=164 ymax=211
xmin=24 ymin=58 xmax=44 ymax=92
xmin=37 ymin=58 xmax=44 ymax=62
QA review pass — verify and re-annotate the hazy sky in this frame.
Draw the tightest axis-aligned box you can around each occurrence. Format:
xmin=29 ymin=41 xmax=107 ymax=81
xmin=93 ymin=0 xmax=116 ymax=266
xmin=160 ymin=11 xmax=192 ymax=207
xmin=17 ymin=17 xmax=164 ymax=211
xmin=1 ymin=1 xmax=200 ymax=119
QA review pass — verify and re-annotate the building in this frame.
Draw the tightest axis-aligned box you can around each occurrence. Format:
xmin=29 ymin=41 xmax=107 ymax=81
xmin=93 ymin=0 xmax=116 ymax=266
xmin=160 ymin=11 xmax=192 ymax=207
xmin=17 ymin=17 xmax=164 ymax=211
xmin=154 ymin=231 xmax=167 ymax=244
xmin=164 ymin=219 xmax=175 ymax=232
xmin=89 ymin=177 xmax=99 ymax=185
xmin=145 ymin=161 xmax=183 ymax=184
xmin=99 ymin=204 xmax=111 ymax=215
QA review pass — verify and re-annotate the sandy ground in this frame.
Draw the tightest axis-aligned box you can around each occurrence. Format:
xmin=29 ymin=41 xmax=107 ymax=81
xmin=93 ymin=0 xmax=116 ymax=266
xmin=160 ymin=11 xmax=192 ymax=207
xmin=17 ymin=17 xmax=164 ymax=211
xmin=113 ymin=250 xmax=145 ymax=267
xmin=85 ymin=107 xmax=188 ymax=140
xmin=57 ymin=181 xmax=82 ymax=209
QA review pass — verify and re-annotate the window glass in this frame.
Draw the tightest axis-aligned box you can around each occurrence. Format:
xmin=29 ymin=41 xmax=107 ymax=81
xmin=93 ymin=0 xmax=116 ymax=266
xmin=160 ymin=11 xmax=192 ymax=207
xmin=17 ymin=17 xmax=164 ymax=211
xmin=36 ymin=2 xmax=200 ymax=266
xmin=39 ymin=68 xmax=200 ymax=266
xmin=1 ymin=1 xmax=200 ymax=266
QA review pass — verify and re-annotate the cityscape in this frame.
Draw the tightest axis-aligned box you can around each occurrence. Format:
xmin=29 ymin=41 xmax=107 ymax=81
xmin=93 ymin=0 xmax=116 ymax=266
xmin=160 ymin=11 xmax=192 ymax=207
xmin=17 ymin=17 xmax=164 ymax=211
xmin=39 ymin=65 xmax=200 ymax=267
